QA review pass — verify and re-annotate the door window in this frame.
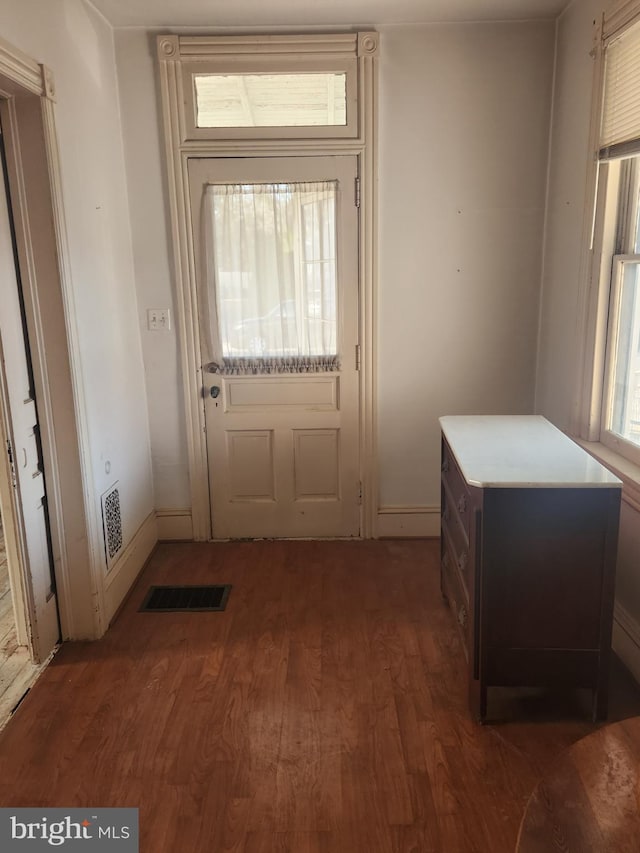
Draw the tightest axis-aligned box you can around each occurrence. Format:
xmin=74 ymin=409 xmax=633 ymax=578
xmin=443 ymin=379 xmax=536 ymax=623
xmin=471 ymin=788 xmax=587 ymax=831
xmin=202 ymin=180 xmax=339 ymax=372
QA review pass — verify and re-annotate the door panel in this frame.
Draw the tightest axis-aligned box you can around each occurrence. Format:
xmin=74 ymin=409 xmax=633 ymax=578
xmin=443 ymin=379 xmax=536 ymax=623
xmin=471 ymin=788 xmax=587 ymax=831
xmin=189 ymin=155 xmax=360 ymax=538
xmin=0 ymin=137 xmax=59 ymax=661
xmin=225 ymin=376 xmax=338 ymax=411
xmin=227 ymin=431 xmax=275 ymax=500
xmin=293 ymin=429 xmax=340 ymax=499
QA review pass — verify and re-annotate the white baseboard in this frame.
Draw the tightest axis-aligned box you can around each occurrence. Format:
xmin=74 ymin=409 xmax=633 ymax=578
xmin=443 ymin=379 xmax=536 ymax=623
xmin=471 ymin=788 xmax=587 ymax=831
xmin=613 ymin=600 xmax=640 ymax=685
xmin=103 ymin=510 xmax=157 ymax=625
xmin=376 ymin=505 xmax=440 ymax=538
xmin=156 ymin=508 xmax=193 ymax=541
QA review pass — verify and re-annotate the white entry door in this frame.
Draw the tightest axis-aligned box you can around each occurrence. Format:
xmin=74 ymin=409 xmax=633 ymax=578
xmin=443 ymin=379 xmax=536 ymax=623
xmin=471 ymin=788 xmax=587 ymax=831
xmin=0 ymin=140 xmax=59 ymax=662
xmin=189 ymin=156 xmax=361 ymax=539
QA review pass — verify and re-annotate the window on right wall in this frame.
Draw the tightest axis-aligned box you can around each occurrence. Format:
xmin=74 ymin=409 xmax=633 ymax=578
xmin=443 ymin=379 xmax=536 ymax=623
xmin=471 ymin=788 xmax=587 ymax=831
xmin=589 ymin=10 xmax=640 ymax=467
xmin=602 ymin=158 xmax=640 ymax=462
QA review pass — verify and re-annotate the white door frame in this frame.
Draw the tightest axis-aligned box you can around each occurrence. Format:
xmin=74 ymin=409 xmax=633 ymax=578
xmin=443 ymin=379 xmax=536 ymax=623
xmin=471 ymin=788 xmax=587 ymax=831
xmin=0 ymin=36 xmax=103 ymax=644
xmin=157 ymin=32 xmax=379 ymax=540
xmin=0 ymin=361 xmax=30 ymax=648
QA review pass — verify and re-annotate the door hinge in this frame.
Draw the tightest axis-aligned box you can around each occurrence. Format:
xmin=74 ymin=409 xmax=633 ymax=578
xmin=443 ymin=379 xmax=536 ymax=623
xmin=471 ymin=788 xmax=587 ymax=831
xmin=355 ymin=343 xmax=361 ymax=371
xmin=355 ymin=176 xmax=361 ymax=208
xmin=358 ymin=481 xmax=363 ymax=505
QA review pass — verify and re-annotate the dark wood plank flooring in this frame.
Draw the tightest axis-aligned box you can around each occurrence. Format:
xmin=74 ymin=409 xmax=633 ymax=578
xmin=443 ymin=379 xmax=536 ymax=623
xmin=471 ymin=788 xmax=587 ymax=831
xmin=517 ymin=716 xmax=640 ymax=853
xmin=0 ymin=540 xmax=639 ymax=852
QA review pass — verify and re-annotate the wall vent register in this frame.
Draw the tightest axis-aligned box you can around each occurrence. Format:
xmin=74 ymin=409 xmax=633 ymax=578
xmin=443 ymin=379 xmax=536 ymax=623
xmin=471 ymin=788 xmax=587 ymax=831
xmin=101 ymin=484 xmax=123 ymax=569
xmin=140 ymin=585 xmax=231 ymax=612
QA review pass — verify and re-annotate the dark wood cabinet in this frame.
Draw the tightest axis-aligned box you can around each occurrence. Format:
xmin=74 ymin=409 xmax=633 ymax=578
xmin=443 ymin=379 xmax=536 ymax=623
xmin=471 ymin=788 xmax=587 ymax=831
xmin=440 ymin=416 xmax=622 ymax=722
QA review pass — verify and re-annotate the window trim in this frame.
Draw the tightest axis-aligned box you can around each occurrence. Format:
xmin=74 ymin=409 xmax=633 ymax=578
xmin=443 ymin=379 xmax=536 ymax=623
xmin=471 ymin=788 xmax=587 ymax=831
xmin=182 ymin=57 xmax=358 ymax=140
xmin=577 ymin=7 xmax=640 ymax=476
xmin=157 ymin=33 xmax=372 ymax=143
xmin=601 ymin=253 xmax=640 ymax=467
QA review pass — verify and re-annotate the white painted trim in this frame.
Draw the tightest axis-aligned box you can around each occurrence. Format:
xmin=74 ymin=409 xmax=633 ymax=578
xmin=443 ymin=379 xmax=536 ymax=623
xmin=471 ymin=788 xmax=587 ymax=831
xmin=156 ymin=509 xmax=193 ymax=541
xmin=175 ymin=33 xmax=359 ymax=56
xmin=0 ymin=40 xmax=105 ymax=644
xmin=38 ymin=97 xmax=105 ymax=637
xmin=158 ymin=58 xmax=210 ymax=540
xmin=613 ymin=600 xmax=640 ymax=684
xmin=361 ymin=46 xmax=378 ymax=538
xmin=572 ymin=14 xmax=607 ymax=439
xmin=0 ymin=35 xmax=42 ymax=97
xmin=157 ymin=32 xmax=379 ymax=541
xmin=179 ymin=56 xmax=359 ymax=143
xmin=376 ymin=505 xmax=440 ymax=538
xmin=0 ymin=354 xmax=30 ymax=648
xmin=103 ymin=511 xmax=157 ymax=625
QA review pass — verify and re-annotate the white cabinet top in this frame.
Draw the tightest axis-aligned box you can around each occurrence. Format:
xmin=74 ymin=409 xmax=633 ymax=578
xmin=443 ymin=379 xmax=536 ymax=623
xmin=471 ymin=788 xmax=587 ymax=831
xmin=439 ymin=415 xmax=622 ymax=489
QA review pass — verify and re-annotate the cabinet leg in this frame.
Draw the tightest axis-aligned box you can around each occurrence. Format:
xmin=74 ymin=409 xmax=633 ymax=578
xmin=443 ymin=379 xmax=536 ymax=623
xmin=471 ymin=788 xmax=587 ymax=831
xmin=440 ymin=571 xmax=449 ymax=604
xmin=479 ymin=686 xmax=487 ymax=723
xmin=592 ymin=686 xmax=608 ymax=723
xmin=469 ymin=680 xmax=487 ymax=723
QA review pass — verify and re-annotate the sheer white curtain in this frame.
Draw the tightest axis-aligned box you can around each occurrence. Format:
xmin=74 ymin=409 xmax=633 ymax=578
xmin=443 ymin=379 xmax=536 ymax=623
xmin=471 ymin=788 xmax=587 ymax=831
xmin=202 ymin=181 xmax=339 ymax=374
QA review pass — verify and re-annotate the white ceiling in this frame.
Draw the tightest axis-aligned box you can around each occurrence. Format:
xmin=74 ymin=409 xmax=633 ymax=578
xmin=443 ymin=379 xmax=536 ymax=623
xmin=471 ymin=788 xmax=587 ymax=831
xmin=89 ymin=0 xmax=571 ymax=29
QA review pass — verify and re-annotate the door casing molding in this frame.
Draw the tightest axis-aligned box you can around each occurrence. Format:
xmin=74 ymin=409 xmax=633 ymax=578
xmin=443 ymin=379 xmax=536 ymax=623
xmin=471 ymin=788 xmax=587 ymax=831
xmin=0 ymin=35 xmax=104 ymax=644
xmin=157 ymin=32 xmax=379 ymax=540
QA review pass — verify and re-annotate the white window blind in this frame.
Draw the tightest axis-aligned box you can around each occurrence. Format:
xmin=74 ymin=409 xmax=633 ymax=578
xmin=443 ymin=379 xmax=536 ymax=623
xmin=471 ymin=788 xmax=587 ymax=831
xmin=601 ymin=19 xmax=640 ymax=158
xmin=604 ymin=0 xmax=640 ymax=42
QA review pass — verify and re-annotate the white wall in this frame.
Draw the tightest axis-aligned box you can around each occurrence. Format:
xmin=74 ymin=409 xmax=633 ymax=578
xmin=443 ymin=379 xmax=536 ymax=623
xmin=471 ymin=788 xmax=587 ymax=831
xmin=377 ymin=22 xmax=555 ymax=509
xmin=535 ymin=0 xmax=600 ymax=429
xmin=114 ymin=29 xmax=191 ymax=513
xmin=2 ymin=0 xmax=155 ymax=613
xmin=114 ymin=22 xmax=555 ymax=527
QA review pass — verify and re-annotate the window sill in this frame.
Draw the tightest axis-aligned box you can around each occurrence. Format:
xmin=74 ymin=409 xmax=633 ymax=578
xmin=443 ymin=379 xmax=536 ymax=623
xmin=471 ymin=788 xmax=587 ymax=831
xmin=574 ymin=438 xmax=640 ymax=513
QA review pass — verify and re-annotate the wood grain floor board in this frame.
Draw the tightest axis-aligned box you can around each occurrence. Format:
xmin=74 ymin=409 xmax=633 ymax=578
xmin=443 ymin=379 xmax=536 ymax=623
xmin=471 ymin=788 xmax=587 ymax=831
xmin=0 ymin=540 xmax=638 ymax=852
xmin=516 ymin=717 xmax=640 ymax=852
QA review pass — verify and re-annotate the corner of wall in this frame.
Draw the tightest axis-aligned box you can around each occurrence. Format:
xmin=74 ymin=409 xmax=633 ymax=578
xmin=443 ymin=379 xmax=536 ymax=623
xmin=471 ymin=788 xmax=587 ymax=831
xmin=533 ymin=13 xmax=561 ymax=416
xmin=156 ymin=509 xmax=193 ymax=541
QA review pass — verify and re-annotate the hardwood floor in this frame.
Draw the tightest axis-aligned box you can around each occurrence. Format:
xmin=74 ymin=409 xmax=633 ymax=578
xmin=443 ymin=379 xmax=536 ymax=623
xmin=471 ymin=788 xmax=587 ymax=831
xmin=0 ymin=540 xmax=639 ymax=852
xmin=517 ymin=716 xmax=640 ymax=852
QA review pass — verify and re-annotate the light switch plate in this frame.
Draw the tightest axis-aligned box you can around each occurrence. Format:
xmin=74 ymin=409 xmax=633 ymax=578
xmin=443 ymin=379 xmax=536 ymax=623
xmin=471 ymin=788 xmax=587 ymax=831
xmin=147 ymin=308 xmax=171 ymax=331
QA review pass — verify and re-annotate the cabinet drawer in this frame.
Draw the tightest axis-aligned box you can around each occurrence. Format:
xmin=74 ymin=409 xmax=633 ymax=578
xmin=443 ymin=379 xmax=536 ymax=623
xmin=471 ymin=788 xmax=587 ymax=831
xmin=442 ymin=540 xmax=470 ymax=659
xmin=441 ymin=440 xmax=471 ymax=539
xmin=441 ymin=506 xmax=470 ymax=599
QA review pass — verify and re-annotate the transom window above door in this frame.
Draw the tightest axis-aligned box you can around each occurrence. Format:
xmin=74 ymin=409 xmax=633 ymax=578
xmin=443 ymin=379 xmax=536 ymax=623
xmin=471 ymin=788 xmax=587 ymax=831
xmin=194 ymin=73 xmax=348 ymax=128
xmin=162 ymin=32 xmax=377 ymax=141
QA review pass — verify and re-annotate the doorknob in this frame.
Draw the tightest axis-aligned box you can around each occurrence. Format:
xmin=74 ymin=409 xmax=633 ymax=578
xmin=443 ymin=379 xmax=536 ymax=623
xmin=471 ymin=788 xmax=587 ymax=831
xmin=210 ymin=386 xmax=220 ymax=399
